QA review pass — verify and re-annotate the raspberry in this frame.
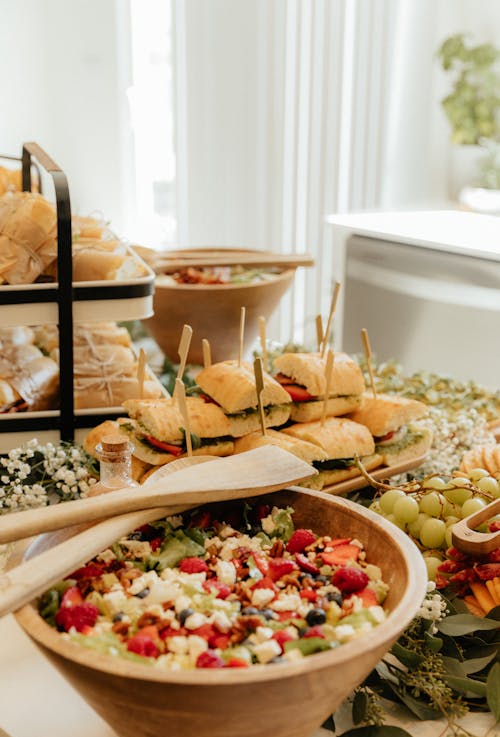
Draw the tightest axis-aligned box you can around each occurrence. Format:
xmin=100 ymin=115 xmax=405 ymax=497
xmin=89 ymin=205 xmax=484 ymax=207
xmin=286 ymin=529 xmax=316 ymax=554
xmin=55 ymin=602 xmax=99 ymax=632
xmin=68 ymin=564 xmax=103 ymax=580
xmin=203 ymin=580 xmax=231 ymax=599
xmin=196 ymin=650 xmax=225 ymax=668
xmin=60 ymin=586 xmax=83 ymax=607
xmin=294 ymin=553 xmax=320 ymax=575
xmin=331 ymin=566 xmax=369 ymax=593
xmin=179 ymin=557 xmax=208 ymax=574
xmin=189 ymin=510 xmax=211 ymax=529
xmin=272 ymin=629 xmax=295 ymax=651
xmin=126 ymin=634 xmax=159 ymax=658
xmin=268 ymin=558 xmax=298 ymax=581
xmin=299 ymin=589 xmax=317 ymax=602
xmin=303 ymin=625 xmax=325 ymax=639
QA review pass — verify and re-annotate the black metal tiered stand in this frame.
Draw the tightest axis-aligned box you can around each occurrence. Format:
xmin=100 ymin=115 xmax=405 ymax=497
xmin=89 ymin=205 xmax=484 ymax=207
xmin=0 ymin=142 xmax=154 ymax=444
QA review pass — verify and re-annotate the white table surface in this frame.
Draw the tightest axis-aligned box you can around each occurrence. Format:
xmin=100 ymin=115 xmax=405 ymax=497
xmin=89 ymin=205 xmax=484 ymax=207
xmin=0 ymin=614 xmax=496 ymax=737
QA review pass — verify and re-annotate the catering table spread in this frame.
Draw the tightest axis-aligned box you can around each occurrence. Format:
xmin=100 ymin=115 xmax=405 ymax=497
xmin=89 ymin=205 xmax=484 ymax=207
xmin=0 ymin=616 xmax=496 ymax=737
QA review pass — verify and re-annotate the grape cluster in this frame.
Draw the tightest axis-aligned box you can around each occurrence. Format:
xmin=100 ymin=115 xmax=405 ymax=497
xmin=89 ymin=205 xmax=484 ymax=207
xmin=369 ymin=468 xmax=499 ymax=580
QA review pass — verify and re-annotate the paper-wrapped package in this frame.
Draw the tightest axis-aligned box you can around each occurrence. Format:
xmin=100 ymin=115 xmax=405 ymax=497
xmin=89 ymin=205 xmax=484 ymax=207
xmin=0 ymin=326 xmax=35 ymax=346
xmin=34 ymin=322 xmax=131 ymax=355
xmin=44 ymin=239 xmax=147 ymax=282
xmin=0 ymin=343 xmax=59 ymax=412
xmin=0 ymin=191 xmax=57 ymax=284
xmin=0 ymin=167 xmax=22 ymax=196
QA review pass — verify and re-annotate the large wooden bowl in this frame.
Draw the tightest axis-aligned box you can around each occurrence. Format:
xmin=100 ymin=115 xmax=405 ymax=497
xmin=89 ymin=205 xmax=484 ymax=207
xmin=15 ymin=488 xmax=426 ymax=737
xmin=143 ymin=250 xmax=295 ymax=364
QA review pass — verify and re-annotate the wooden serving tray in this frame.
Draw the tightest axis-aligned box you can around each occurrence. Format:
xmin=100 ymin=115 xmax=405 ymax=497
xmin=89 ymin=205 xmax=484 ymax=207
xmin=322 ymin=454 xmax=428 ymax=496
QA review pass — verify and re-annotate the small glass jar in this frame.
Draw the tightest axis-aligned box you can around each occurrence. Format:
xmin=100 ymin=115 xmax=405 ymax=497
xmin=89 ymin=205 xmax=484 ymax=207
xmin=89 ymin=434 xmax=139 ymax=496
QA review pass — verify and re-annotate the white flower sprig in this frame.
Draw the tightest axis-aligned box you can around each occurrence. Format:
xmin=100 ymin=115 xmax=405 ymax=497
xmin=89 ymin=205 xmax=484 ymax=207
xmin=417 ymin=581 xmax=448 ymax=634
xmin=0 ymin=438 xmax=98 ymax=513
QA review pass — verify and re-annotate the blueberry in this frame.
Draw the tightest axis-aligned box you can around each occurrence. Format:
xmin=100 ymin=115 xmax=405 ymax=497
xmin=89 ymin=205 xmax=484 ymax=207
xmin=112 ymin=612 xmax=124 ymax=622
xmin=241 ymin=606 xmax=260 ymax=616
xmin=326 ymin=591 xmax=343 ymax=605
xmin=305 ymin=608 xmax=326 ymax=626
xmin=179 ymin=608 xmax=194 ymax=625
xmin=128 ymin=531 xmax=144 ymax=541
xmin=259 ymin=608 xmax=275 ymax=620
xmin=135 ymin=587 xmax=150 ymax=599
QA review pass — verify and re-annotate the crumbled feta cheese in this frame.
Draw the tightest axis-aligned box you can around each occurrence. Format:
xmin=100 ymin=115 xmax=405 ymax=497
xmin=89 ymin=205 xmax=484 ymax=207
xmin=270 ymin=594 xmax=301 ymax=612
xmin=368 ymin=606 xmax=386 ymax=624
xmin=146 ymin=581 xmax=182 ymax=605
xmin=168 ymin=635 xmax=189 ymax=654
xmin=97 ymin=549 xmax=116 ymax=563
xmin=102 ymin=590 xmax=127 ymax=614
xmin=187 ymin=635 xmax=208 ymax=661
xmin=129 ymin=571 xmax=159 ymax=595
xmin=212 ymin=611 xmax=231 ymax=633
xmin=253 ymin=639 xmax=281 ymax=664
xmin=334 ymin=624 xmax=355 ymax=642
xmin=216 ymin=560 xmax=236 ymax=586
xmin=261 ymin=514 xmax=275 ymax=535
xmin=166 ymin=515 xmax=183 ymax=529
xmin=364 ymin=563 xmax=382 ymax=581
xmin=184 ymin=612 xmax=207 ymax=630
xmin=174 ymin=595 xmax=193 ymax=614
xmin=255 ymin=626 xmax=274 ymax=643
xmin=219 ymin=524 xmax=236 ymax=539
xmin=120 ymin=540 xmax=152 ymax=558
xmin=282 ymin=648 xmax=304 ymax=662
xmin=251 ymin=588 xmax=275 ymax=607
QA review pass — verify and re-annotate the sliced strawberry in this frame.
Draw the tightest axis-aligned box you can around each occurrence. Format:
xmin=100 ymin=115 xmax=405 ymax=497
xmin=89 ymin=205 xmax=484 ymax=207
xmin=55 ymin=602 xmax=99 ymax=632
xmin=68 ymin=564 xmax=103 ymax=581
xmin=210 ymin=634 xmax=231 ymax=650
xmin=350 ymin=587 xmax=378 ymax=607
xmin=127 ymin=634 xmax=159 ymax=658
xmin=191 ymin=624 xmax=216 ymax=641
xmin=159 ymin=626 xmax=187 ymax=640
xmin=332 ymin=566 xmax=369 ymax=593
xmin=322 ymin=544 xmax=360 ymax=566
xmin=276 ymin=611 xmax=299 ymax=622
xmin=268 ymin=558 xmax=298 ymax=582
xmin=150 ymin=537 xmax=162 ymax=551
xmin=295 ymin=553 xmax=320 ymax=575
xmin=272 ymin=629 xmax=295 ymax=651
xmin=180 ymin=557 xmax=208 ymax=574
xmin=196 ymin=650 xmax=224 ymax=668
xmin=303 ymin=625 xmax=325 ymax=639
xmin=253 ymin=552 xmax=269 ymax=576
xmin=225 ymin=658 xmax=249 ymax=667
xmin=299 ymin=589 xmax=318 ymax=602
xmin=203 ymin=580 xmax=231 ymax=599
xmin=286 ymin=529 xmax=317 ymax=554
xmin=329 ymin=538 xmax=352 ymax=547
xmin=251 ymin=576 xmax=278 ymax=592
xmin=137 ymin=625 xmax=160 ymax=640
xmin=60 ymin=586 xmax=84 ymax=608
xmin=144 ymin=435 xmax=183 ymax=455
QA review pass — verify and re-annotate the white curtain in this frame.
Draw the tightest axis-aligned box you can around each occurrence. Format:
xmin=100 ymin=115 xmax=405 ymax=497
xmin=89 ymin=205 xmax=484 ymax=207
xmin=172 ymin=0 xmax=445 ymax=349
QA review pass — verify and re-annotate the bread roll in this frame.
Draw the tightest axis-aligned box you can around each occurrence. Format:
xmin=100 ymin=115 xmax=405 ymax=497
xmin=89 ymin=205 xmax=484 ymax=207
xmin=83 ymin=420 xmax=120 ymax=457
xmin=234 ymin=429 xmax=328 ymax=465
xmin=347 ymin=393 xmax=428 ymax=437
xmin=377 ymin=427 xmax=433 ymax=466
xmin=195 ymin=360 xmax=291 ymax=414
xmin=227 ymin=404 xmax=291 ymax=437
xmin=282 ymin=417 xmax=375 ymax=459
xmin=289 ymin=394 xmax=362 ymax=422
xmin=274 ymin=352 xmax=365 ymax=398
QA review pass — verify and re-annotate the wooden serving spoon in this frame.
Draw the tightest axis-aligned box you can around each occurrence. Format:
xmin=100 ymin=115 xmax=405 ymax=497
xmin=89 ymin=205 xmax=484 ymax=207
xmin=451 ymin=497 xmax=500 ymax=556
xmin=0 ymin=457 xmax=215 ymax=619
xmin=0 ymin=446 xmax=315 ymax=544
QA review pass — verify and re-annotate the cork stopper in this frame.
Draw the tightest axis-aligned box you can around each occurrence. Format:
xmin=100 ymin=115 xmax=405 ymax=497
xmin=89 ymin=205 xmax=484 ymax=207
xmin=100 ymin=434 xmax=130 ymax=453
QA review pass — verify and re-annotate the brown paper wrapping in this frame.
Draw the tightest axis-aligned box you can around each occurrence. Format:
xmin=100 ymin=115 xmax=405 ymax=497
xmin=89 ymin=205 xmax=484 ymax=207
xmin=0 ymin=344 xmax=59 ymax=410
xmin=34 ymin=322 xmax=131 ymax=355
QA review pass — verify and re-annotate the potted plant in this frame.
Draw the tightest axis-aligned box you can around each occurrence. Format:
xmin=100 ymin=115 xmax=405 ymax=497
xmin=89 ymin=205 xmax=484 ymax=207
xmin=437 ymin=33 xmax=500 ymax=197
xmin=459 ymin=138 xmax=500 ymax=214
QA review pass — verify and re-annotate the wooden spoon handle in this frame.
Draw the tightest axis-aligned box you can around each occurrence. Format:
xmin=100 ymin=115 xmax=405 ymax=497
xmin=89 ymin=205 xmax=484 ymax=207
xmin=0 ymin=505 xmax=195 ymax=619
xmin=155 ymin=253 xmax=314 ymax=272
xmin=451 ymin=498 xmax=500 ymax=555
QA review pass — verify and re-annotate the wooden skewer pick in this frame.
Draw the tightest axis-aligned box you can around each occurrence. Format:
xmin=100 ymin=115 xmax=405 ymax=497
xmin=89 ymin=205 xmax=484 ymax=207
xmin=253 ymin=357 xmax=267 ymax=437
xmin=175 ymin=378 xmax=192 ymax=456
xmin=321 ymin=349 xmax=334 ymax=427
xmin=238 ymin=306 xmax=246 ymax=367
xmin=173 ymin=324 xmax=193 ymax=401
xmin=315 ymin=314 xmax=324 ymax=353
xmin=321 ymin=281 xmax=341 ymax=357
xmin=202 ymin=338 xmax=211 ymax=369
xmin=137 ymin=348 xmax=146 ymax=399
xmin=361 ymin=328 xmax=377 ymax=399
xmin=259 ymin=315 xmax=268 ymax=372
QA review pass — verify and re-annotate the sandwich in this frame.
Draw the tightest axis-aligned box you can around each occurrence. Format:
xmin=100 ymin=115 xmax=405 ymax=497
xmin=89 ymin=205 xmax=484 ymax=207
xmin=273 ymin=351 xmax=365 ymax=422
xmin=234 ymin=428 xmax=329 ymax=467
xmin=117 ymin=397 xmax=235 ymax=465
xmin=281 ymin=417 xmax=382 ymax=490
xmin=194 ymin=360 xmax=292 ymax=436
xmin=347 ymin=393 xmax=432 ymax=465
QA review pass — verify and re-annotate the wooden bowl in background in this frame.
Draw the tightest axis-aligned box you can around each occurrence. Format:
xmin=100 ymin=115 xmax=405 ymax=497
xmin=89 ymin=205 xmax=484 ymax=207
xmin=15 ymin=488 xmax=427 ymax=737
xmin=143 ymin=250 xmax=295 ymax=364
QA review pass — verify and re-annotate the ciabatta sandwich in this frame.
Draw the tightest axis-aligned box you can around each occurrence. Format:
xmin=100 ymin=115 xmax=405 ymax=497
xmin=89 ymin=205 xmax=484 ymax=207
xmin=234 ymin=428 xmax=329 ymax=467
xmin=194 ymin=360 xmax=291 ymax=436
xmin=117 ymin=397 xmax=234 ymax=465
xmin=273 ymin=352 xmax=365 ymax=422
xmin=281 ymin=417 xmax=382 ymax=490
xmin=347 ymin=393 xmax=432 ymax=465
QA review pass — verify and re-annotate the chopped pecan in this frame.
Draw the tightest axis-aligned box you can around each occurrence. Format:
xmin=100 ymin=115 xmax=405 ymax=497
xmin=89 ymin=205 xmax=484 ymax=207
xmin=269 ymin=540 xmax=284 ymax=558
xmin=137 ymin=612 xmax=161 ymax=628
xmin=112 ymin=621 xmax=130 ymax=635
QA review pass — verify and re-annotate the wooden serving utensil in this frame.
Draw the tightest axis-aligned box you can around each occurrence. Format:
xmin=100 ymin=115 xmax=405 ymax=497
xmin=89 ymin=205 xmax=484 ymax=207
xmin=321 ymin=349 xmax=334 ymax=427
xmin=451 ymin=498 xmax=500 ymax=556
xmin=0 ymin=446 xmax=316 ymax=545
xmin=253 ymin=357 xmax=267 ymax=437
xmin=152 ymin=252 xmax=314 ymax=273
xmin=238 ymin=306 xmax=246 ymax=368
xmin=361 ymin=328 xmax=377 ymax=399
xmin=175 ymin=378 xmax=192 ymax=457
xmin=172 ymin=324 xmax=193 ymax=401
xmin=321 ymin=281 xmax=341 ymax=357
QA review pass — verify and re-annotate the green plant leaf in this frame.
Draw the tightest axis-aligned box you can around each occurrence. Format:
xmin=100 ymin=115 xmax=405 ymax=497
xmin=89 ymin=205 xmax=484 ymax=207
xmin=321 ymin=714 xmax=335 ymax=732
xmin=384 ymin=682 xmax=442 ymax=721
xmin=438 ymin=614 xmax=500 ymax=637
xmin=352 ymin=690 xmax=368 ymax=725
xmin=423 ymin=631 xmax=443 ymax=652
xmin=445 ymin=675 xmax=487 ymax=698
xmin=486 ymin=662 xmax=500 ymax=721
xmin=390 ymin=642 xmax=425 ymax=668
xmin=460 ymin=652 xmax=498 ymax=675
xmin=338 ymin=727 xmax=413 ymax=737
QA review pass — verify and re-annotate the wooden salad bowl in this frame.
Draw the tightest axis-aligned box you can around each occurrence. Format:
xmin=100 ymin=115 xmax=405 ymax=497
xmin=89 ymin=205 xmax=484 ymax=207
xmin=15 ymin=488 xmax=427 ymax=737
xmin=143 ymin=248 xmax=295 ymax=364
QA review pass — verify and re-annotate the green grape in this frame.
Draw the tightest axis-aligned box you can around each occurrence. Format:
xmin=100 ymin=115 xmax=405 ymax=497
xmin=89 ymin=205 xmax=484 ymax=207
xmin=408 ymin=513 xmax=430 ymax=538
xmin=379 ymin=489 xmax=406 ymax=514
xmin=424 ymin=556 xmax=442 ymax=581
xmin=461 ymin=497 xmax=487 ymax=517
xmin=422 ymin=476 xmax=447 ymax=491
xmin=445 ymin=526 xmax=454 ymax=548
xmin=445 ymin=515 xmax=461 ymax=527
xmin=393 ymin=496 xmax=419 ymax=523
xmin=443 ymin=487 xmax=473 ymax=506
xmin=420 ymin=518 xmax=447 ymax=549
xmin=469 ymin=468 xmax=490 ymax=482
xmin=419 ymin=492 xmax=445 ymax=518
xmin=449 ymin=476 xmax=472 ymax=486
xmin=477 ymin=476 xmax=500 ymax=498
xmin=369 ymin=501 xmax=383 ymax=514
xmin=386 ymin=513 xmax=407 ymax=531
xmin=442 ymin=500 xmax=462 ymax=518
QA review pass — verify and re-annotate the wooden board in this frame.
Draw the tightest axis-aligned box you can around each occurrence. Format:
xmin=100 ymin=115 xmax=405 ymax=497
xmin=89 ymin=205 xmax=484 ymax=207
xmin=322 ymin=454 xmax=428 ymax=496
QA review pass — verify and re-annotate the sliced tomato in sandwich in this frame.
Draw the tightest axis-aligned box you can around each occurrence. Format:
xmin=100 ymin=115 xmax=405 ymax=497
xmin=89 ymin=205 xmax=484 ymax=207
xmin=144 ymin=435 xmax=183 ymax=455
xmin=375 ymin=430 xmax=395 ymax=443
xmin=275 ymin=373 xmax=314 ymax=402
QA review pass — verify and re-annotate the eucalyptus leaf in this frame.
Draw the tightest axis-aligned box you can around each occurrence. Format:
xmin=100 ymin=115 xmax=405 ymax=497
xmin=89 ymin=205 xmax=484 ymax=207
xmin=460 ymin=652 xmax=498 ymax=675
xmin=384 ymin=682 xmax=441 ymax=721
xmin=352 ymin=691 xmax=368 ymax=725
xmin=423 ymin=631 xmax=443 ymax=652
xmin=338 ymin=726 xmax=413 ymax=737
xmin=486 ymin=662 xmax=500 ymax=722
xmin=445 ymin=675 xmax=487 ymax=698
xmin=438 ymin=614 xmax=500 ymax=637
xmin=442 ymin=656 xmax=466 ymax=677
xmin=390 ymin=642 xmax=425 ymax=668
